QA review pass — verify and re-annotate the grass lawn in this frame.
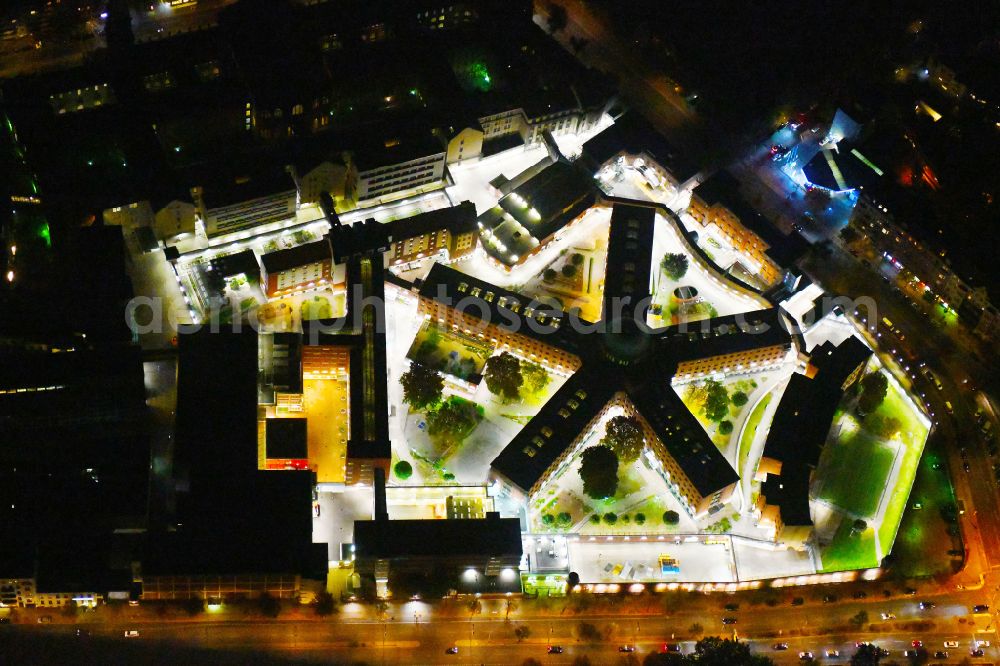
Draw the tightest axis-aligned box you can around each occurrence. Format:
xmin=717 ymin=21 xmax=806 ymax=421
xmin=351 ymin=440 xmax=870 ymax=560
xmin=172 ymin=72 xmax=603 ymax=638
xmin=818 ymin=426 xmax=894 ymax=518
xmin=406 ymin=322 xmax=493 ymax=381
xmin=890 ymin=441 xmax=960 ymax=577
xmin=739 ymin=393 xmax=772 ymax=475
xmin=821 ymin=519 xmax=880 ymax=572
xmin=873 ymin=381 xmax=930 ymax=552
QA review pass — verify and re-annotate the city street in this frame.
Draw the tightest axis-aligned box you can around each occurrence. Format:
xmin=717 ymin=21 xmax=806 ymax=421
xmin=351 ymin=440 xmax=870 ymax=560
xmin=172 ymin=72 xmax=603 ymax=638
xmin=8 ymin=584 xmax=1000 ymax=664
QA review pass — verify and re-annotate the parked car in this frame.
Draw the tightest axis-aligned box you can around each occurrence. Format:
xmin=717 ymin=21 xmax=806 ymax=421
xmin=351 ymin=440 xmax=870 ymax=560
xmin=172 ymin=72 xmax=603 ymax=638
xmin=662 ymin=644 xmax=681 ymax=653
xmin=619 ymin=645 xmax=636 ymax=653
xmin=853 ymin=591 xmax=867 ymax=599
xmin=974 ymin=604 xmax=991 ymax=613
xmin=773 ymin=643 xmax=789 ymax=650
xmin=944 ymin=640 xmax=960 ymax=648
xmin=880 ymin=612 xmax=896 ymax=620
xmin=825 ymin=650 xmax=840 ymax=658
xmin=36 ymin=616 xmax=51 ymax=624
xmin=799 ymin=652 xmax=814 ymax=660
xmin=124 ymin=630 xmax=139 ymax=638
xmin=722 ymin=617 xmax=737 ymax=625
xmin=724 ymin=603 xmax=739 ymax=612
xmin=934 ymin=651 xmax=948 ymax=659
xmin=547 ymin=646 xmax=563 ymax=654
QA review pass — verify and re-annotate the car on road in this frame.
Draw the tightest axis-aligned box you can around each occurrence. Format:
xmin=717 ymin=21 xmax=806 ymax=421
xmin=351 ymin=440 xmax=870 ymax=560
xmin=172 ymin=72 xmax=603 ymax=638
xmin=944 ymin=641 xmax=960 ymax=648
xmin=919 ymin=601 xmax=935 ymax=610
xmin=912 ymin=639 xmax=923 ymax=647
xmin=972 ymin=648 xmax=985 ymax=657
xmin=618 ymin=645 xmax=636 ymax=653
xmin=661 ymin=644 xmax=681 ymax=653
xmin=825 ymin=650 xmax=840 ymax=658
xmin=964 ymin=460 xmax=972 ymax=473
xmin=773 ymin=643 xmax=789 ymax=650
xmin=445 ymin=646 xmax=458 ymax=654
xmin=124 ymin=630 xmax=139 ymax=638
xmin=934 ymin=650 xmax=948 ymax=659
xmin=973 ymin=604 xmax=990 ymax=613
xmin=722 ymin=617 xmax=737 ymax=625
xmin=880 ymin=612 xmax=896 ymax=620
xmin=547 ymin=646 xmax=563 ymax=654
xmin=798 ymin=652 xmax=814 ymax=660
xmin=903 ymin=649 xmax=919 ymax=657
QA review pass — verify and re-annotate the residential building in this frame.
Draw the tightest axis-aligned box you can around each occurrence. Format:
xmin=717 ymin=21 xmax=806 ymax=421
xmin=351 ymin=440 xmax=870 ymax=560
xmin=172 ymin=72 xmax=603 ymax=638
xmin=754 ymin=336 xmax=872 ymax=548
xmin=688 ymin=171 xmax=807 ymax=289
xmin=581 ymin=111 xmax=700 ymax=193
xmin=478 ymin=159 xmax=598 ymax=269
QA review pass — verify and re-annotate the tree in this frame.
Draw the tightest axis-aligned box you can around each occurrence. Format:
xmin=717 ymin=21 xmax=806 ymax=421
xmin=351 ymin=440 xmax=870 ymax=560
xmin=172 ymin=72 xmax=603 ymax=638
xmin=543 ymin=268 xmax=557 ymax=282
xmin=703 ymin=380 xmax=731 ymax=422
xmin=484 ymin=352 xmax=523 ymax=400
xmin=520 ymin=362 xmax=551 ymax=395
xmin=858 ymin=372 xmax=889 ymax=414
xmin=393 ymin=460 xmax=413 ymax=480
xmin=589 ymin=514 xmax=601 ymax=524
xmin=865 ymin=414 xmax=901 ymax=438
xmin=850 ymin=610 xmax=869 ymax=626
xmin=400 ymin=363 xmax=443 ymax=410
xmin=731 ymin=391 xmax=749 ymax=407
xmin=577 ymin=622 xmax=602 ymax=642
xmin=181 ymin=597 xmax=204 ymax=617
xmin=542 ymin=513 xmax=555 ymax=526
xmin=314 ymin=591 xmax=337 ymax=616
xmin=661 ymin=253 xmax=690 ymax=281
xmin=691 ymin=636 xmax=775 ymax=665
xmin=603 ymin=512 xmax=618 ymax=524
xmin=546 ymin=3 xmax=568 ymax=33
xmin=850 ymin=643 xmax=882 ymax=665
xmin=514 ymin=625 xmax=531 ymax=642
xmin=561 ymin=263 xmax=577 ymax=278
xmin=601 ymin=415 xmax=645 ymax=463
xmin=579 ymin=446 xmax=619 ymax=499
xmin=257 ymin=592 xmax=280 ymax=618
xmin=567 ymin=572 xmax=580 ymax=590
xmin=663 ymin=510 xmax=680 ymax=525
xmin=852 ymin=519 xmax=868 ymax=535
xmin=635 ymin=512 xmax=646 ymax=525
xmin=427 ymin=398 xmax=479 ymax=443
xmin=719 ymin=420 xmax=734 ymax=435
xmin=556 ymin=512 xmax=572 ymax=527
xmin=571 ymin=252 xmax=585 ymax=265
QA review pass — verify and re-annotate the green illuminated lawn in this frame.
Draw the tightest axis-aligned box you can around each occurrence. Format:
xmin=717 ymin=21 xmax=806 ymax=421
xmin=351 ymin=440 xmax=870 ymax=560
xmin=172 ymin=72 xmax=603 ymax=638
xmin=818 ymin=427 xmax=894 ymax=517
xmin=821 ymin=519 xmax=879 ymax=572
xmin=739 ymin=393 xmax=772 ymax=474
xmin=873 ymin=382 xmax=930 ymax=550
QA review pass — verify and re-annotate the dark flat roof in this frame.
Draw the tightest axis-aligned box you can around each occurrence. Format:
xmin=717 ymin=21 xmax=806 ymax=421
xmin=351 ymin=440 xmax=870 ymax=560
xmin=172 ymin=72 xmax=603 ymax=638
xmin=660 ymin=308 xmax=794 ymax=363
xmin=490 ymin=370 xmax=616 ymax=493
xmin=760 ymin=337 xmax=871 ymax=526
xmin=418 ymin=262 xmax=577 ymax=351
xmin=353 ymin=513 xmax=522 ymax=560
xmin=209 ymin=249 xmax=260 ymax=279
xmin=150 ymin=329 xmax=326 ymax=577
xmin=265 ymin=418 xmax=308 ymax=459
xmin=582 ymin=112 xmax=698 ymax=183
xmin=261 ymin=239 xmax=332 ymax=274
xmin=603 ymin=201 xmax=656 ymax=318
xmin=627 ymin=381 xmax=739 ymax=497
xmin=384 ymin=200 xmax=477 ymax=240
